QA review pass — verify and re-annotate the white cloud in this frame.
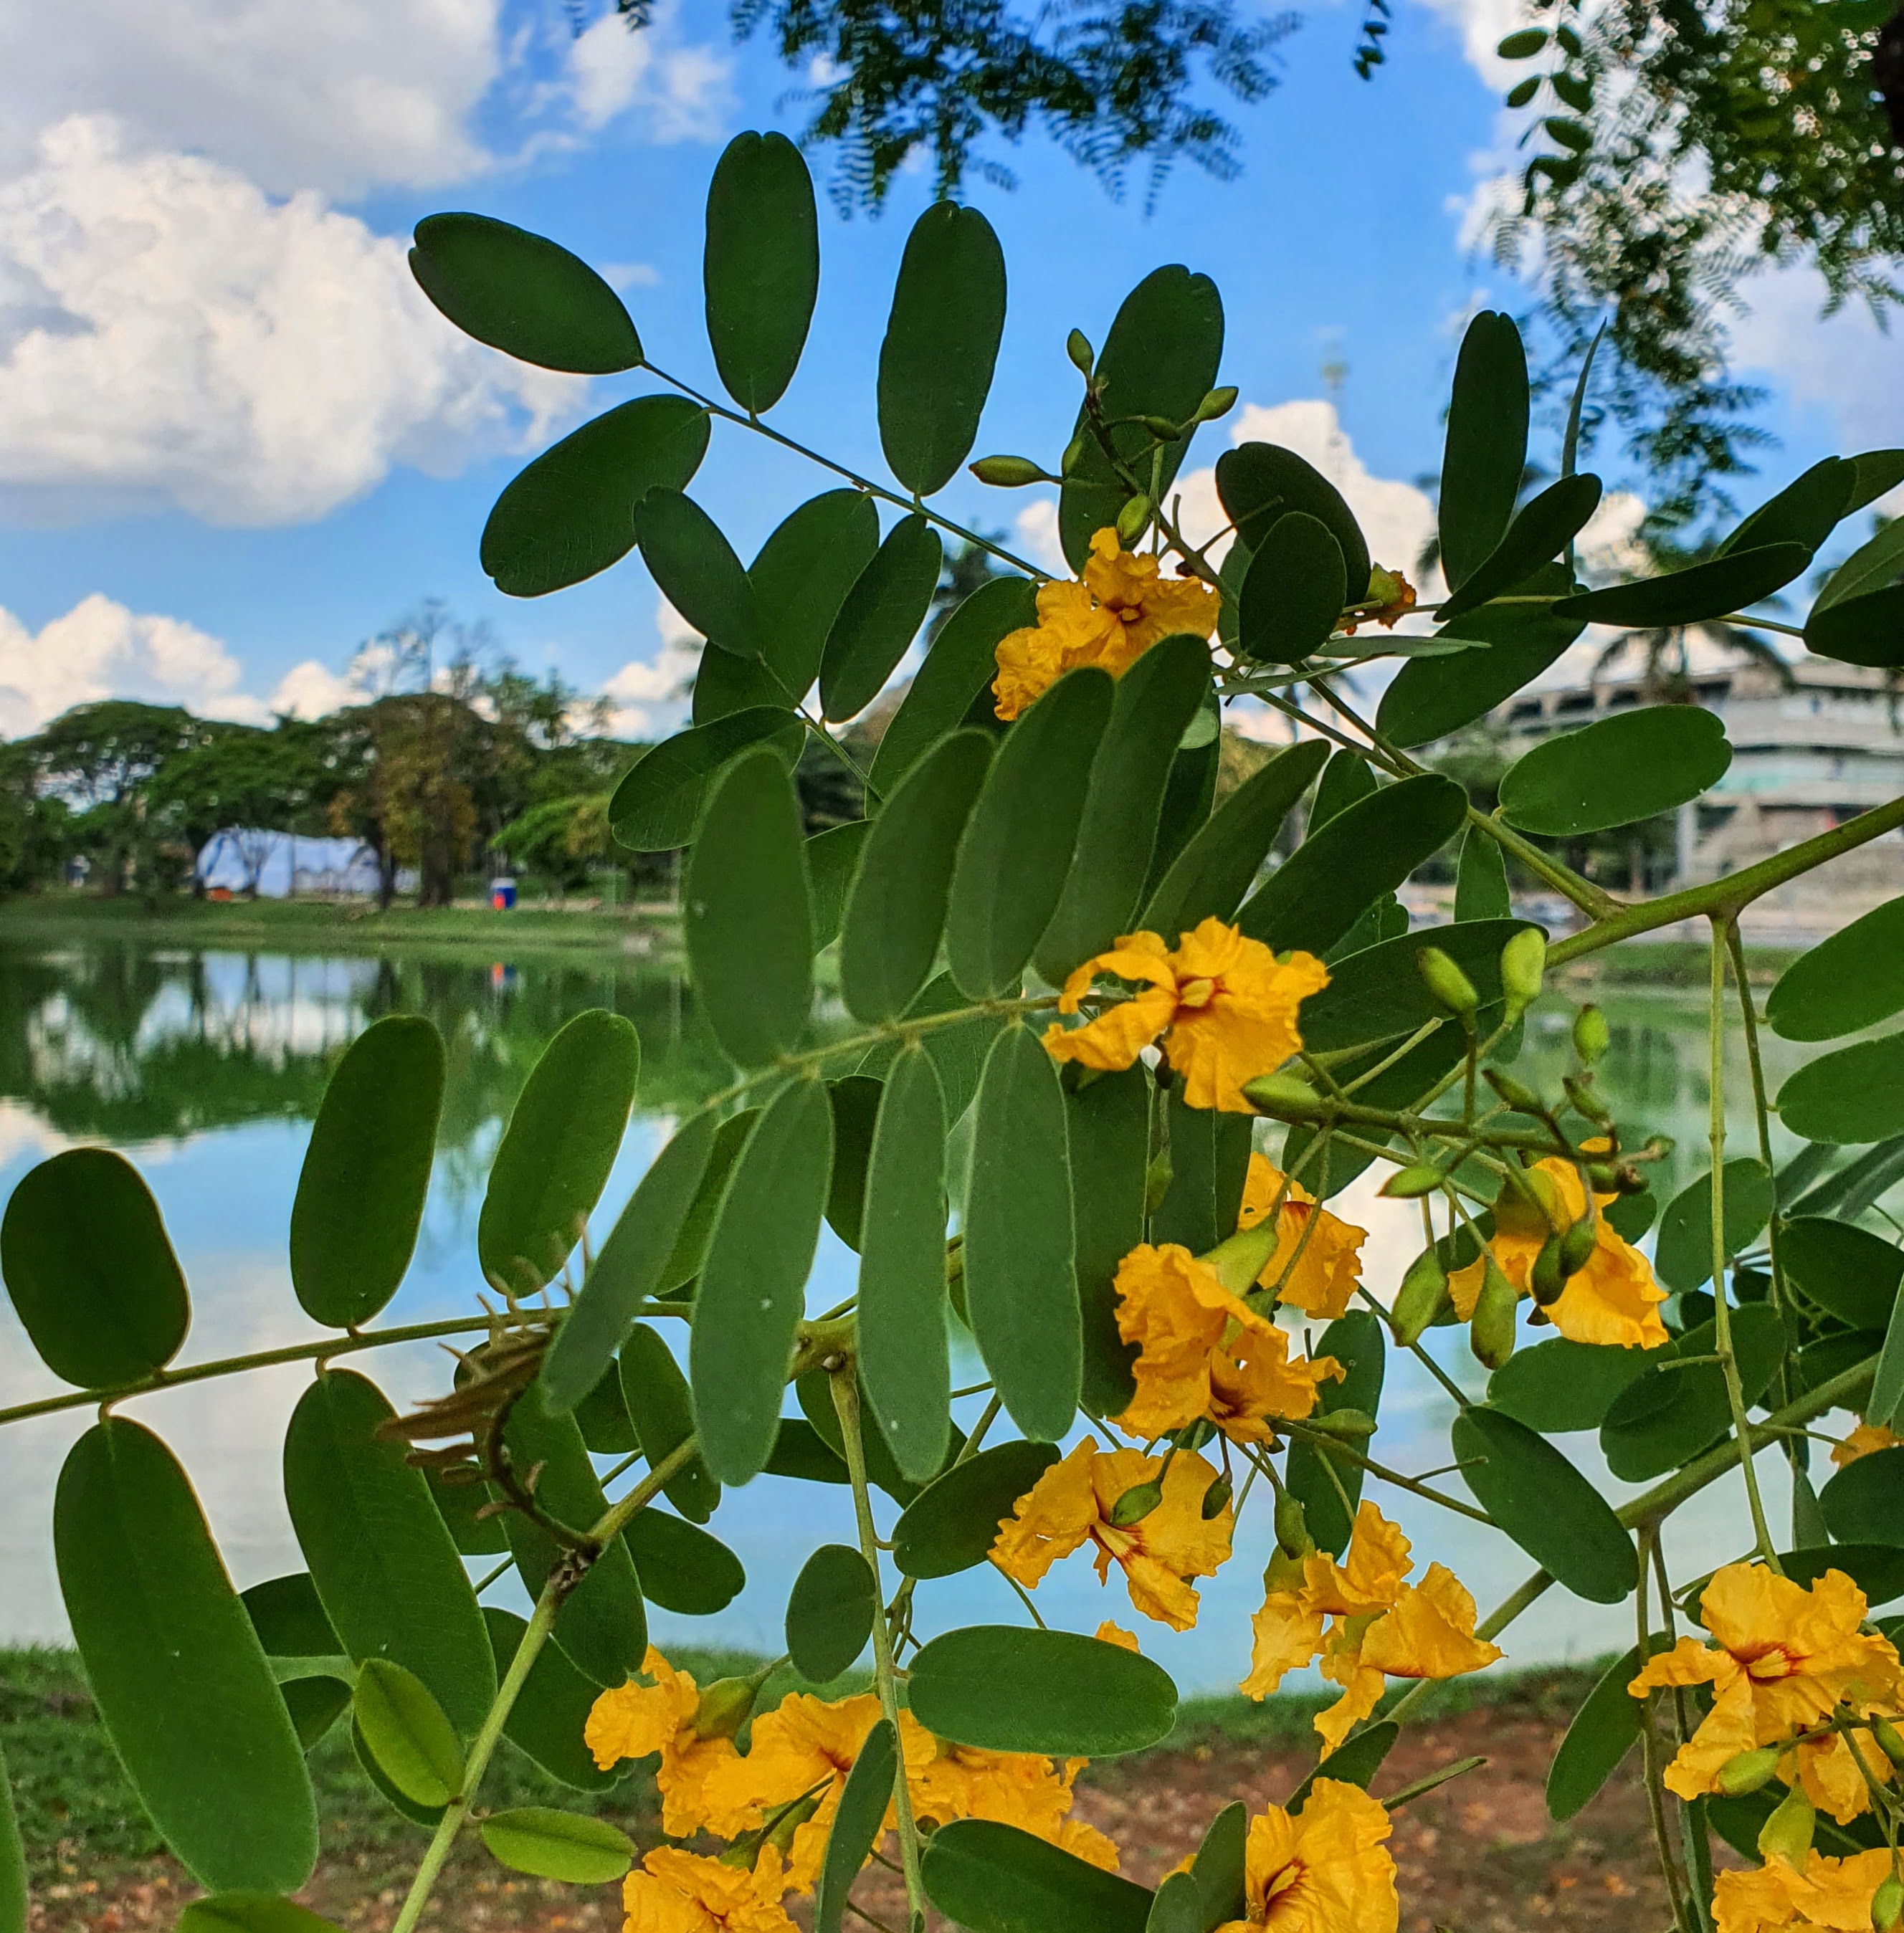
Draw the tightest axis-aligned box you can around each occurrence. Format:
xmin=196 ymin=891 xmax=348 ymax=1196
xmin=1731 ymin=267 xmax=1904 ymax=460
xmin=600 ymin=597 xmax=705 ymax=738
xmin=0 ymin=593 xmax=270 ymax=735
xmin=567 ymin=9 xmax=733 ymax=138
xmin=0 ymin=117 xmax=582 ymax=525
xmin=267 ymin=660 xmax=362 ymax=721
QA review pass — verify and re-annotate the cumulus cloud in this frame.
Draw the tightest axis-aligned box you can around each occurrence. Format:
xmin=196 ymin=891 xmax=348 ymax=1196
xmin=567 ymin=10 xmax=733 ymax=138
xmin=0 ymin=117 xmax=583 ymax=525
xmin=1731 ymin=268 xmax=1904 ymax=467
xmin=600 ymin=598 xmax=705 ymax=738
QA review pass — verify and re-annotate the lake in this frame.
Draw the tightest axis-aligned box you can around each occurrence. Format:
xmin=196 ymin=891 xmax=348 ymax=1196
xmin=0 ymin=929 xmax=1855 ymax=1693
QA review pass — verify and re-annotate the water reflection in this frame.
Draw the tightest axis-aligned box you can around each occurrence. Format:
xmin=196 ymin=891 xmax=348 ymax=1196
xmin=0 ymin=939 xmax=1858 ymax=1691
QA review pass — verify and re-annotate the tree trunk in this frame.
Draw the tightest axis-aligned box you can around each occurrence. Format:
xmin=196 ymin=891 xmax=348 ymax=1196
xmin=378 ymin=843 xmax=396 ymax=912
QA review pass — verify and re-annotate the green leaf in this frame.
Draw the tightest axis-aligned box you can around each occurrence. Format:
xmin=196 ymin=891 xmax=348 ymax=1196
xmin=409 ymin=213 xmax=640 ymax=373
xmin=1822 ymin=1448 xmax=1904 ymax=1546
xmin=624 ymin=1508 xmax=746 ymax=1615
xmin=690 ymin=640 xmax=784 ymax=723
xmin=1143 ymin=727 xmax=1221 ymax=904
xmin=1140 ymin=738 xmax=1327 ymax=940
xmin=1455 ymin=824 xmax=1512 ymax=922
xmin=1379 ymin=579 xmax=1583 ymax=748
xmin=1546 ymin=1644 xmax=1650 ymax=1820
xmin=351 ymin=1718 xmax=442 ymax=1825
xmin=539 ymin=1115 xmax=718 ymax=1418
xmin=1718 ymin=457 xmax=1855 ymax=559
xmin=785 ymin=1543 xmax=877 ymax=1680
xmin=1781 ymin=1543 xmax=1904 ymax=1605
xmin=1871 ymin=1288 xmax=1904 ymax=1429
xmin=1310 ymin=750 xmax=1376 ymax=831
xmin=1779 ymin=1217 xmax=1904 ymax=1331
xmin=947 ymin=667 xmax=1114 ymax=998
xmin=1035 ymin=634 xmax=1212 ymax=982
xmin=1452 ymin=1406 xmax=1637 ymax=1603
xmin=1650 ymin=1159 xmax=1774 ymax=1292
xmin=842 ymin=729 xmax=993 ymax=1024
xmin=479 ymin=1008 xmax=639 ymax=1293
xmin=703 ymin=131 xmax=817 ymax=414
xmin=1067 ymin=1062 xmax=1149 ymax=1416
xmin=964 ymin=1023 xmax=1082 ymax=1442
xmin=815 ymin=1722 xmax=898 ymax=1933
xmin=242 ymin=1572 xmax=343 ymax=1665
xmin=609 ymin=708 xmax=803 ymax=852
xmin=1769 ymin=897 xmax=1904 ymax=1041
xmin=501 ymin=1395 xmax=647 ymax=1689
xmin=1499 ymin=707 xmax=1732 ymax=836
xmin=743 ymin=490 xmax=882 ymax=702
xmin=685 ymin=746 xmax=813 ymax=1067
xmin=1060 ymin=266 xmax=1223 ymax=570
xmin=56 ymin=1419 xmax=318 ymax=1891
xmin=177 ymin=1899 xmax=341 ymax=1933
xmin=352 ymin=1660 xmax=463 ymax=1810
xmin=1804 ymin=584 xmax=1904 ymax=669
xmin=1 ymin=1147 xmax=187 ymax=1389
xmin=1814 ymin=512 xmax=1904 ymax=614
xmin=908 ymin=1626 xmax=1179 ymax=1756
xmin=1788 ymin=1136 xmax=1904 ymax=1220
xmin=1554 ymin=543 xmax=1811 ymax=627
xmin=764 ymin=1417 xmax=851 ymax=1484
xmin=857 ymin=1048 xmax=952 ymax=1482
xmin=635 ymin=490 xmax=761 ymax=659
xmin=1286 ymin=1721 xmax=1397 ymax=1813
xmin=1439 ymin=312 xmax=1528 ymax=591
xmin=484 ymin=1607 xmax=618 ymax=1791
xmin=1214 ymin=444 xmax=1371 ymax=603
xmin=1499 ymin=28 xmax=1548 ymax=56
xmin=1850 ymin=449 xmax=1904 ymax=510
xmin=481 ymin=1806 xmax=634 ymax=1884
xmin=1440 ymin=476 xmax=1608 ymax=620
xmin=1778 ymin=1031 xmax=1904 ymax=1144
xmin=1487 ymin=1337 xmax=1663 ymax=1434
xmin=892 ymin=1440 xmax=1063 ymax=1578
xmin=867 ymin=576 xmax=1037 ymax=794
xmin=824 ymin=1074 xmax=882 ymax=1254
xmin=618 ymin=1319 xmax=720 ymax=1522
xmin=0 ymin=1739 xmax=19 ymax=1933
xmin=1186 ymin=1802 xmax=1247 ymax=1929
xmin=1236 ymin=513 xmax=1346 ymax=664
xmin=282 ymin=1370 xmax=495 ymax=1736
xmin=879 ymin=201 xmax=1007 ymax=497
xmin=1149 ymin=1088 xmax=1252 ymax=1254
xmin=807 ymin=821 xmax=872 ymax=953
xmin=1235 ymin=775 xmax=1468 ymax=956
xmin=656 ymin=1109 xmax=760 ymax=1294
xmin=481 ymin=396 xmax=710 ymax=598
xmin=290 ymin=1016 xmax=443 ymax=1330
xmin=1294 ymin=918 xmax=1533 ymax=1054
xmin=1286 ymin=1312 xmax=1384 ymax=1555
xmin=690 ymin=1078 xmax=834 ymax=1485
xmin=923 ymin=1818 xmax=1155 ymax=1933
xmin=1600 ymin=1305 xmax=1783 ymax=1481
xmin=427 ymin=1464 xmax=506 ymax=1556
xmin=819 ymin=515 xmax=943 ymax=722
xmin=796 ymin=1368 xmax=963 ymax=1506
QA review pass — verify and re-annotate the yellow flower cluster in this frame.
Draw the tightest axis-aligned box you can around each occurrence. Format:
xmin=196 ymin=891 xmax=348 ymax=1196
xmin=993 ymin=528 xmax=1222 ymax=720
xmin=1632 ymin=1562 xmax=1904 ymax=1823
xmin=1714 ymin=1849 xmax=1895 ymax=1933
xmin=1237 ymin=1152 xmax=1368 ymax=1322
xmin=1241 ymin=1502 xmax=1502 ymax=1750
xmin=1044 ymin=919 xmax=1329 ymax=1114
xmin=1832 ymin=1421 xmax=1903 ymax=1468
xmin=1214 ymin=1779 xmax=1399 ymax=1933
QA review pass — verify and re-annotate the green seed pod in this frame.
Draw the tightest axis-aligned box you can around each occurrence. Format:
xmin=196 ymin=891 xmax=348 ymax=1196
xmin=1530 ymin=1233 xmax=1566 ymax=1306
xmin=1066 ymin=328 xmax=1095 ymax=376
xmin=1715 ymin=1746 xmax=1782 ymax=1797
xmin=1574 ymin=1003 xmax=1611 ymax=1065
xmin=1194 ymin=386 xmax=1239 ymax=422
xmin=1558 ymin=1211 xmax=1599 ymax=1279
xmin=1872 ymin=1874 xmax=1903 ymax=1932
xmin=1115 ymin=494 xmax=1151 ymax=544
xmin=1757 ymin=1784 xmax=1815 ymax=1865
xmin=1500 ymin=928 xmax=1547 ymax=1021
xmin=1417 ymin=945 xmax=1480 ymax=1018
xmin=1139 ymin=414 xmax=1184 ymax=442
xmin=1874 ymin=1717 xmax=1904 ymax=1768
xmin=1563 ymin=1074 xmax=1613 ymax=1126
xmin=1484 ymin=1069 xmax=1546 ymax=1115
xmin=969 ymin=454 xmax=1052 ymax=487
xmin=1310 ymin=1408 xmax=1376 ymax=1441
xmin=1470 ymin=1256 xmax=1520 ymax=1368
xmin=1274 ymin=1491 xmax=1314 ymax=1557
xmin=1241 ymin=1072 xmax=1324 ymax=1116
xmin=693 ymin=1675 xmax=760 ymax=1740
xmin=1201 ymin=1473 xmax=1234 ymax=1520
xmin=1391 ymin=1246 xmax=1452 ymax=1346
xmin=1108 ymin=1479 xmax=1163 ymax=1527
xmin=1380 ymin=1164 xmax=1445 ymax=1200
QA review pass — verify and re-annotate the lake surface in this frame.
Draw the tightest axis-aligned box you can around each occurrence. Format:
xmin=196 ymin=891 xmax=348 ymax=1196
xmin=0 ymin=931 xmax=1857 ymax=1693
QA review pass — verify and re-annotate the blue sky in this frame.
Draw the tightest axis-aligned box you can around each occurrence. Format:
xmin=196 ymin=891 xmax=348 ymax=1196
xmin=0 ymin=0 xmax=1893 ymax=740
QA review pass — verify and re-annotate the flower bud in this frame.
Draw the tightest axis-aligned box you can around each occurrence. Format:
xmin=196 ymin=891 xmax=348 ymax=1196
xmin=763 ymin=1790 xmax=822 ymax=1856
xmin=1586 ymin=1161 xmax=1622 ymax=1191
xmin=1495 ymin=1164 xmax=1563 ymax=1238
xmin=1115 ymin=494 xmax=1151 ymax=544
xmin=1061 ymin=432 xmax=1090 ymax=477
xmin=1108 ymin=1479 xmax=1163 ymax=1527
xmin=1201 ymin=1472 xmax=1234 ymax=1519
xmin=1558 ymin=1211 xmax=1599 ymax=1279
xmin=1417 ymin=945 xmax=1480 ymax=1018
xmin=1311 ymin=1408 xmax=1376 ymax=1440
xmin=1500 ymin=928 xmax=1546 ymax=1021
xmin=1139 ymin=414 xmax=1184 ymax=442
xmin=1391 ymin=1247 xmax=1452 ymax=1346
xmin=1872 ymin=1875 xmax=1903 ymax=1932
xmin=969 ymin=454 xmax=1053 ymax=487
xmin=1275 ymin=1491 xmax=1313 ymax=1556
xmin=1563 ymin=1073 xmax=1613 ymax=1126
xmin=1574 ymin=1003 xmax=1610 ymax=1065
xmin=1194 ymin=386 xmax=1239 ymax=422
xmin=1470 ymin=1256 xmax=1520 ymax=1368
xmin=1530 ymin=1233 xmax=1566 ymax=1307
xmin=693 ymin=1675 xmax=760 ymax=1740
xmin=1242 ymin=1072 xmax=1324 ymax=1116
xmin=1066 ymin=328 xmax=1095 ymax=376
xmin=1263 ymin=1547 xmax=1308 ymax=1593
xmin=1874 ymin=1717 xmax=1904 ymax=1768
xmin=1758 ymin=1784 xmax=1815 ymax=1865
xmin=1715 ymin=1746 xmax=1782 ymax=1797
xmin=1484 ymin=1068 xmax=1546 ymax=1116
xmin=1380 ymin=1164 xmax=1446 ymax=1200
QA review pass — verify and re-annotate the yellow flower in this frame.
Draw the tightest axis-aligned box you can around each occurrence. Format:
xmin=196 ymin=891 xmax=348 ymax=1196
xmin=586 ymin=1648 xmax=753 ymax=1839
xmin=1712 ymin=1850 xmax=1895 ymax=1933
xmin=1206 ymin=1325 xmax=1345 ymax=1446
xmin=1237 ymin=1153 xmax=1368 ymax=1320
xmin=1338 ymin=566 xmax=1417 ymax=636
xmin=1630 ymin=1562 xmax=1904 ymax=1820
xmin=1832 ymin=1422 xmax=1903 ymax=1468
xmin=1095 ymin=1619 xmax=1140 ymax=1651
xmin=622 ymin=1846 xmax=796 ymax=1933
xmin=1212 ymin=1780 xmax=1399 ymax=1933
xmin=1447 ymin=1158 xmax=1668 ymax=1350
xmin=1240 ymin=1502 xmax=1500 ymax=1749
xmin=992 ymin=528 xmax=1221 ymax=720
xmin=1043 ymin=920 xmax=1329 ymax=1114
xmin=909 ymin=1740 xmax=1120 ymax=1868
xmin=991 ymin=1437 xmax=1234 ymax=1631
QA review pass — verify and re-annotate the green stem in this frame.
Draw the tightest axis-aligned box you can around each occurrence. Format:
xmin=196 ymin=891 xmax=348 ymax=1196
xmin=0 ymin=1315 xmax=492 ymax=1431
xmin=1634 ymin=1524 xmax=1696 ymax=1933
xmin=1273 ymin=1419 xmax=1493 ymax=1524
